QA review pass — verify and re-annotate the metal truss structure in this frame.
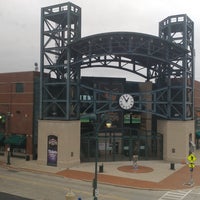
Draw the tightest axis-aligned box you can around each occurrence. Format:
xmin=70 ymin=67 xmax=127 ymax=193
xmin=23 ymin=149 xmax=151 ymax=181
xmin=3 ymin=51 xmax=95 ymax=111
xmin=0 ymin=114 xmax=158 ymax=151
xmin=40 ymin=2 xmax=194 ymax=121
xmin=159 ymin=14 xmax=194 ymax=120
xmin=40 ymin=2 xmax=81 ymax=120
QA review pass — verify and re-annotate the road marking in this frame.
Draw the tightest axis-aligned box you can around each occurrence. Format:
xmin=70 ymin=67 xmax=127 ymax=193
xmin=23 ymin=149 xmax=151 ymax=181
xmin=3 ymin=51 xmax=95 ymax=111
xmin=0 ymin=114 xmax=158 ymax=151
xmin=192 ymin=192 xmax=200 ymax=195
xmin=0 ymin=174 xmax=127 ymax=200
xmin=158 ymin=190 xmax=192 ymax=200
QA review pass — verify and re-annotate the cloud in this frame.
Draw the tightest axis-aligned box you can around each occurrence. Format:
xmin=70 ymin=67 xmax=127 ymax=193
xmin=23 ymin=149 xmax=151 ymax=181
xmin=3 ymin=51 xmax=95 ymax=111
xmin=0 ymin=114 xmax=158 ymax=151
xmin=0 ymin=0 xmax=199 ymax=80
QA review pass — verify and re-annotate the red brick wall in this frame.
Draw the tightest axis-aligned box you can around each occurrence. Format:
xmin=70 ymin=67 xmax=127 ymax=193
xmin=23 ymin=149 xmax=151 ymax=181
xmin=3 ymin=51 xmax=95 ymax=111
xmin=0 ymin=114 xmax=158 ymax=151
xmin=194 ymin=80 xmax=200 ymax=110
xmin=0 ymin=71 xmax=40 ymax=155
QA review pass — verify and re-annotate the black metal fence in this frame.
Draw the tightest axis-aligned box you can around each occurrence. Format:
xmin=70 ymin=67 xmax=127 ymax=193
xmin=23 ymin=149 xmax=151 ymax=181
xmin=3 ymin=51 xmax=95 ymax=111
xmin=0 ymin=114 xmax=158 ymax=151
xmin=81 ymin=128 xmax=163 ymax=162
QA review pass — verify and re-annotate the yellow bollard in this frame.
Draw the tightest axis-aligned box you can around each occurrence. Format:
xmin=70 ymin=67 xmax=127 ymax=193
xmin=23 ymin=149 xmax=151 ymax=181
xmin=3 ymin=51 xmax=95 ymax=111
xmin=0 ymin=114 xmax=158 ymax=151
xmin=65 ymin=189 xmax=75 ymax=200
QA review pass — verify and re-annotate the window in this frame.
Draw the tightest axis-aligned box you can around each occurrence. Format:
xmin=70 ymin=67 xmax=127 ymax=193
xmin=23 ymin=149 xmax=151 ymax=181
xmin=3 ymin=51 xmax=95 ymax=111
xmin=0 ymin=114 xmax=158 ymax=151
xmin=16 ymin=83 xmax=24 ymax=93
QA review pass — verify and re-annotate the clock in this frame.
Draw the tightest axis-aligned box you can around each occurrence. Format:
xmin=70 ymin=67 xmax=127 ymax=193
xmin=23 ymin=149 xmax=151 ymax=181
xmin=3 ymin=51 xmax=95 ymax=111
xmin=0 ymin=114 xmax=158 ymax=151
xmin=119 ymin=94 xmax=134 ymax=110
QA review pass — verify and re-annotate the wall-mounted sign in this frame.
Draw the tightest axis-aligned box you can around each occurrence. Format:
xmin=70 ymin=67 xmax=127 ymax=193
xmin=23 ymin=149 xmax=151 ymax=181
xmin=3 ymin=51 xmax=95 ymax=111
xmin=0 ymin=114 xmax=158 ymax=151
xmin=47 ymin=135 xmax=58 ymax=166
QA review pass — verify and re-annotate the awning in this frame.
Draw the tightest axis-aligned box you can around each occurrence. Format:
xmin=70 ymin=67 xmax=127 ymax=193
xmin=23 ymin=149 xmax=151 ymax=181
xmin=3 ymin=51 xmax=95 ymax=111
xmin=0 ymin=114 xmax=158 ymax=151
xmin=196 ymin=131 xmax=200 ymax=138
xmin=0 ymin=133 xmax=5 ymax=143
xmin=80 ymin=116 xmax=90 ymax=123
xmin=4 ymin=135 xmax=26 ymax=146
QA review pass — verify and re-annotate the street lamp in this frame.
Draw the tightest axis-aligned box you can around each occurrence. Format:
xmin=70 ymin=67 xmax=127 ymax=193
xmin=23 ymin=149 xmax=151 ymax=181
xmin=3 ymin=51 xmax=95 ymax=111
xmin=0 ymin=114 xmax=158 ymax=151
xmin=93 ymin=116 xmax=112 ymax=200
xmin=105 ymin=120 xmax=112 ymax=129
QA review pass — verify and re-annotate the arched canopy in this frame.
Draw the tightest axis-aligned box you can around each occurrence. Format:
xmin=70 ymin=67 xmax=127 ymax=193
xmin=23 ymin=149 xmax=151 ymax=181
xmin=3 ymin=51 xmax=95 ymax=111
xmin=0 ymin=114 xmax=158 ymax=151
xmin=70 ymin=32 xmax=187 ymax=80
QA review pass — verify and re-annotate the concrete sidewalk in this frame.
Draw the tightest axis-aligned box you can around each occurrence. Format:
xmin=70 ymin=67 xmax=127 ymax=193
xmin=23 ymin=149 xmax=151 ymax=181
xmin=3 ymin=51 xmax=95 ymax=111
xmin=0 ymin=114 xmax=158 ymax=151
xmin=0 ymin=155 xmax=200 ymax=190
xmin=57 ymin=161 xmax=200 ymax=190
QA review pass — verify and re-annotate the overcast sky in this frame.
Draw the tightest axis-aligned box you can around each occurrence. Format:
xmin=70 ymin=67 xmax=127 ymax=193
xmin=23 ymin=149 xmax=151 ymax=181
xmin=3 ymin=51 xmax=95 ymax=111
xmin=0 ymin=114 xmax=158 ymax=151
xmin=0 ymin=0 xmax=200 ymax=80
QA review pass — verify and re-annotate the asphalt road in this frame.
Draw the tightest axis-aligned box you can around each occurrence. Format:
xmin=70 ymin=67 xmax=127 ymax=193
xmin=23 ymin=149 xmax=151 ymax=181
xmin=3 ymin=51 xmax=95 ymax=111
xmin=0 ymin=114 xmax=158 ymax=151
xmin=0 ymin=166 xmax=163 ymax=200
xmin=2 ymin=165 xmax=200 ymax=200
xmin=0 ymin=192 xmax=32 ymax=200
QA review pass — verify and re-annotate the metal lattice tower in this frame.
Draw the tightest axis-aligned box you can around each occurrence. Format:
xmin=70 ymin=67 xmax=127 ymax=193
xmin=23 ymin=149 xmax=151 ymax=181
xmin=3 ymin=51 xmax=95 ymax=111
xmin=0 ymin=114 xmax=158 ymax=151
xmin=40 ymin=3 xmax=194 ymax=121
xmin=40 ymin=2 xmax=81 ymax=120
xmin=159 ymin=14 xmax=194 ymax=120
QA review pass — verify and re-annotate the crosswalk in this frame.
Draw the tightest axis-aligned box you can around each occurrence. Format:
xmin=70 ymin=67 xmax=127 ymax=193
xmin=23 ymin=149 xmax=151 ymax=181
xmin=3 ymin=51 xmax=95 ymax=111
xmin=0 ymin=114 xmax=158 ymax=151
xmin=158 ymin=190 xmax=192 ymax=200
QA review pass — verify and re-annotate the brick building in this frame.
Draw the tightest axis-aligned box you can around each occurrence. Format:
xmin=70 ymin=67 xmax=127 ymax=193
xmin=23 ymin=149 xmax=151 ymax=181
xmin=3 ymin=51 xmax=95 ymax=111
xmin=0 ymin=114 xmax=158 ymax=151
xmin=0 ymin=71 xmax=200 ymax=161
xmin=194 ymin=80 xmax=200 ymax=147
xmin=194 ymin=81 xmax=200 ymax=110
xmin=0 ymin=71 xmax=40 ymax=159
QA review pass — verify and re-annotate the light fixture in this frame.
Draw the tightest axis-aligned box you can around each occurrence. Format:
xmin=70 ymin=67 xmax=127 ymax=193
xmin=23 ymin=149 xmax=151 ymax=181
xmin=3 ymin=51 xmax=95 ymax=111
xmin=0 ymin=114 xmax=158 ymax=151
xmin=106 ymin=121 xmax=112 ymax=128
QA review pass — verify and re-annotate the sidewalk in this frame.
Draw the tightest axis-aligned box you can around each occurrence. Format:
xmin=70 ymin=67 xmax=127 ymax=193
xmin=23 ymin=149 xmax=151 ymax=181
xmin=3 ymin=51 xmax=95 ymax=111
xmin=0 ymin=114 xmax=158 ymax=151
xmin=0 ymin=155 xmax=200 ymax=190
xmin=57 ymin=161 xmax=200 ymax=190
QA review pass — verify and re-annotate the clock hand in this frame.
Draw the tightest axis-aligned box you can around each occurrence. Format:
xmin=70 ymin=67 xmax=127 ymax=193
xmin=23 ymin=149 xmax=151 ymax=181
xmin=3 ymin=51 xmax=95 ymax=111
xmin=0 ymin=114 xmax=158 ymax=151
xmin=123 ymin=96 xmax=129 ymax=102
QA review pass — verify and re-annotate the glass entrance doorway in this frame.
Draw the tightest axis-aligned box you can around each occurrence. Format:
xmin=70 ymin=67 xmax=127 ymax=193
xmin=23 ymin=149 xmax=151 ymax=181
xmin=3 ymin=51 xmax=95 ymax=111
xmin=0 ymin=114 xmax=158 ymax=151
xmin=81 ymin=128 xmax=163 ymax=162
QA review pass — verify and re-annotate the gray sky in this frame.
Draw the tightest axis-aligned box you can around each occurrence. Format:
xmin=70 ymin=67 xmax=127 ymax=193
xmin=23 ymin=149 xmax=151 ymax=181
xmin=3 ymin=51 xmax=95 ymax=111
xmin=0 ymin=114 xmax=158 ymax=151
xmin=0 ymin=0 xmax=200 ymax=80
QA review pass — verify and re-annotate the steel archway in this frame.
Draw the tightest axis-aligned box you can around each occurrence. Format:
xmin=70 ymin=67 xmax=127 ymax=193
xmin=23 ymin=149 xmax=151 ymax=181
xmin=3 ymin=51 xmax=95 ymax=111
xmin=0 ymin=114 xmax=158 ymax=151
xmin=40 ymin=2 xmax=193 ymax=121
xmin=69 ymin=32 xmax=188 ymax=119
xmin=40 ymin=3 xmax=194 ymax=163
xmin=70 ymin=32 xmax=186 ymax=80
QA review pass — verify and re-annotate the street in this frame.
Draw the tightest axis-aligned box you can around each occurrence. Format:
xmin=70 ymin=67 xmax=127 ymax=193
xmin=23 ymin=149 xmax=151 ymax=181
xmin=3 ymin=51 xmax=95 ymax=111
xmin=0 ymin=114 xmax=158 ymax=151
xmin=0 ymin=192 xmax=32 ymax=200
xmin=0 ymin=166 xmax=199 ymax=200
xmin=0 ymin=166 xmax=162 ymax=200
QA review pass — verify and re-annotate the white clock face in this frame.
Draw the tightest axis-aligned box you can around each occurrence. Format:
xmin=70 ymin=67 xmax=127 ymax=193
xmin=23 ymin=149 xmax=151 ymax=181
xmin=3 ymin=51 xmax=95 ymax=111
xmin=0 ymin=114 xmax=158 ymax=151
xmin=119 ymin=94 xmax=134 ymax=110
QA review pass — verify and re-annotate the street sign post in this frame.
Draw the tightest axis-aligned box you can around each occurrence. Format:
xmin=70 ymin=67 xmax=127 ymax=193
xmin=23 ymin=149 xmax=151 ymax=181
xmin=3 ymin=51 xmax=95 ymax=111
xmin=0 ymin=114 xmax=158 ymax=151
xmin=185 ymin=153 xmax=196 ymax=186
xmin=187 ymin=154 xmax=196 ymax=163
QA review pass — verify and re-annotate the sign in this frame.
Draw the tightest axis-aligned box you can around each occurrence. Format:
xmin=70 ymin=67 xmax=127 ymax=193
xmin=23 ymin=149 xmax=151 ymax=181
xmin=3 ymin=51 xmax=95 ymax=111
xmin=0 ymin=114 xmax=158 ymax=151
xmin=188 ymin=163 xmax=195 ymax=168
xmin=47 ymin=135 xmax=58 ymax=166
xmin=187 ymin=153 xmax=196 ymax=163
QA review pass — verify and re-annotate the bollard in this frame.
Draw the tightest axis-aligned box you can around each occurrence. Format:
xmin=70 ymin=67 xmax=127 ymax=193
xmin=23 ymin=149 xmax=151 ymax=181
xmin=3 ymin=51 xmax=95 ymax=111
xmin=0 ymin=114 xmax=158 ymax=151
xmin=170 ymin=163 xmax=175 ymax=170
xmin=7 ymin=147 xmax=11 ymax=165
xmin=65 ymin=189 xmax=75 ymax=200
xmin=99 ymin=163 xmax=104 ymax=173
